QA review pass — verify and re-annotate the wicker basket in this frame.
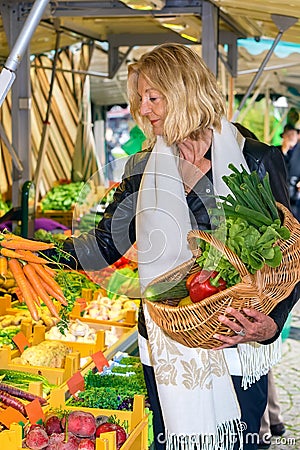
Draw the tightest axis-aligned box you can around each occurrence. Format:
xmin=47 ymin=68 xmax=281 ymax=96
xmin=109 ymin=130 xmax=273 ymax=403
xmin=144 ymin=203 xmax=300 ymax=349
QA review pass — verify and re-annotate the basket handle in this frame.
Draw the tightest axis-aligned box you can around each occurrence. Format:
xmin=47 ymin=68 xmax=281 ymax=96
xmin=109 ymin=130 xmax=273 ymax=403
xmin=187 ymin=229 xmax=251 ymax=279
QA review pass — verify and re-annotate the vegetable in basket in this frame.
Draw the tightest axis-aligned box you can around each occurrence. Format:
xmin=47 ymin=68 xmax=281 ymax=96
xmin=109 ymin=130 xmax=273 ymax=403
xmin=187 ymin=270 xmax=227 ymax=303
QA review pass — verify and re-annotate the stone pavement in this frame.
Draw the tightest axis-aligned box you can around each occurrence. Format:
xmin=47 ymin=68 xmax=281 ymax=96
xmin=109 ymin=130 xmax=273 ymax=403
xmin=269 ymin=300 xmax=300 ymax=450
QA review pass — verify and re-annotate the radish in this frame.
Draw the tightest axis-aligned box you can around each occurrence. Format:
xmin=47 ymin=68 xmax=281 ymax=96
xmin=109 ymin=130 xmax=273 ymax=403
xmin=25 ymin=426 xmax=49 ymax=449
xmin=66 ymin=411 xmax=96 ymax=438
xmin=96 ymin=423 xmax=127 ymax=449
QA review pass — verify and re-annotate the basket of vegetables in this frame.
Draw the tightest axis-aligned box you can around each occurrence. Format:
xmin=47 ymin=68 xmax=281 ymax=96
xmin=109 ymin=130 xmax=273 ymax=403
xmin=143 ymin=165 xmax=300 ymax=349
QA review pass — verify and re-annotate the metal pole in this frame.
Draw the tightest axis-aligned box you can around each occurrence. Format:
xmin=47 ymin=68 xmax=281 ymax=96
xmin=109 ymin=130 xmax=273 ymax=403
xmin=34 ymin=27 xmax=61 ymax=206
xmin=232 ymin=32 xmax=283 ymax=122
xmin=0 ymin=0 xmax=50 ymax=107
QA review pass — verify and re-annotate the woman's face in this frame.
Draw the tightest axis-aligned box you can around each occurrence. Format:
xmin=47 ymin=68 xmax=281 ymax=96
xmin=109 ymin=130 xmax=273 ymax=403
xmin=137 ymin=74 xmax=166 ymax=136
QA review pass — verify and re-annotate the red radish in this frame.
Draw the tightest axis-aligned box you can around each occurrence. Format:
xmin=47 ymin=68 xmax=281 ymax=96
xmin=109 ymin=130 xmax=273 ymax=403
xmin=96 ymin=423 xmax=127 ymax=449
xmin=66 ymin=411 xmax=96 ymax=438
xmin=78 ymin=438 xmax=95 ymax=449
xmin=56 ymin=433 xmax=80 ymax=450
xmin=25 ymin=426 xmax=49 ymax=449
xmin=44 ymin=415 xmax=63 ymax=435
xmin=46 ymin=432 xmax=79 ymax=450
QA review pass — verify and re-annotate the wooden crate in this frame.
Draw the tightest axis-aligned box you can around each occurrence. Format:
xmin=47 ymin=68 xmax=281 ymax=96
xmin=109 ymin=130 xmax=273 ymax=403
xmin=36 ymin=205 xmax=74 ymax=228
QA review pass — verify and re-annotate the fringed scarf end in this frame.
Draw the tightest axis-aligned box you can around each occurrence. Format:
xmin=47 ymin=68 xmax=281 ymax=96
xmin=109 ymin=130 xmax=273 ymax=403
xmin=166 ymin=418 xmax=243 ymax=450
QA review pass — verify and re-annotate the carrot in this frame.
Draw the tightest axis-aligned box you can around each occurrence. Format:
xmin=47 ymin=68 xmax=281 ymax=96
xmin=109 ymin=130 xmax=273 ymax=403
xmin=1 ymin=248 xmax=25 ymax=259
xmin=40 ymin=278 xmax=68 ymax=306
xmin=14 ymin=287 xmax=25 ymax=303
xmin=23 ymin=264 xmax=60 ymax=319
xmin=43 ymin=265 xmax=56 ymax=277
xmin=1 ymin=238 xmax=54 ymax=251
xmin=1 ymin=248 xmax=49 ymax=264
xmin=0 ymin=390 xmax=26 ymax=415
xmin=30 ymin=263 xmax=64 ymax=296
xmin=8 ymin=259 xmax=39 ymax=321
xmin=0 ymin=255 xmax=8 ymax=278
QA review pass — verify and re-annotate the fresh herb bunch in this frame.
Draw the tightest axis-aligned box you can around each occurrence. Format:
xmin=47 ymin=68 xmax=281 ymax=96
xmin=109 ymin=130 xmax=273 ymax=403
xmin=67 ymin=386 xmax=145 ymax=410
xmin=84 ymin=370 xmax=146 ymax=391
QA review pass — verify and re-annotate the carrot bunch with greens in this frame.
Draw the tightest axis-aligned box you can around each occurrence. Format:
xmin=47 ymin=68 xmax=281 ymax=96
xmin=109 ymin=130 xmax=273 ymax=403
xmin=0 ymin=232 xmax=68 ymax=321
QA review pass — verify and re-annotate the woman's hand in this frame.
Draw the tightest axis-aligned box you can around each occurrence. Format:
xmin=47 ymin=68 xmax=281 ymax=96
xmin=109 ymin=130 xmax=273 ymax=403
xmin=213 ymin=306 xmax=279 ymax=349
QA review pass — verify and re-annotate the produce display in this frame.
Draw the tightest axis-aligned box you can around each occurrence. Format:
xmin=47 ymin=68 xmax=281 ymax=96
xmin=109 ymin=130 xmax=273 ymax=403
xmin=68 ymin=355 xmax=147 ymax=411
xmin=0 ymin=233 xmax=68 ymax=321
xmin=144 ymin=165 xmax=291 ymax=304
xmin=40 ymin=182 xmax=91 ymax=212
xmin=0 ymin=369 xmax=55 ymax=395
xmin=12 ymin=341 xmax=71 ymax=368
xmin=83 ymin=294 xmax=139 ymax=321
xmin=45 ymin=318 xmax=122 ymax=349
xmin=23 ymin=409 xmax=128 ymax=450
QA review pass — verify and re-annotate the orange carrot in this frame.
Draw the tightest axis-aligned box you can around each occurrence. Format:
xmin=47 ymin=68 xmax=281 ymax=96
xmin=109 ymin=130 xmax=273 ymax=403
xmin=40 ymin=278 xmax=68 ymax=306
xmin=14 ymin=287 xmax=24 ymax=303
xmin=0 ymin=248 xmax=48 ymax=264
xmin=0 ymin=256 xmax=8 ymax=278
xmin=8 ymin=259 xmax=39 ymax=321
xmin=23 ymin=264 xmax=60 ymax=319
xmin=1 ymin=238 xmax=54 ymax=251
xmin=29 ymin=263 xmax=64 ymax=296
xmin=16 ymin=250 xmax=49 ymax=264
xmin=43 ymin=265 xmax=56 ymax=277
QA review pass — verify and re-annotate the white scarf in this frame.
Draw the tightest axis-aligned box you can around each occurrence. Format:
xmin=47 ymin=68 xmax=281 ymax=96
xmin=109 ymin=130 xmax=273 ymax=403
xmin=136 ymin=118 xmax=281 ymax=449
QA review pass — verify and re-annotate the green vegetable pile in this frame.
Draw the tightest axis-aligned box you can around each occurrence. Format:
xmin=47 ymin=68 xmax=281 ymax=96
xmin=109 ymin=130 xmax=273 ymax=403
xmin=67 ymin=356 xmax=147 ymax=410
xmin=198 ymin=164 xmax=291 ymax=287
xmin=41 ymin=182 xmax=91 ymax=211
xmin=0 ymin=327 xmax=20 ymax=349
xmin=0 ymin=369 xmax=55 ymax=396
xmin=55 ymin=270 xmax=99 ymax=333
xmin=0 ymin=194 xmax=11 ymax=216
xmin=34 ymin=229 xmax=69 ymax=244
xmin=106 ymin=267 xmax=140 ymax=299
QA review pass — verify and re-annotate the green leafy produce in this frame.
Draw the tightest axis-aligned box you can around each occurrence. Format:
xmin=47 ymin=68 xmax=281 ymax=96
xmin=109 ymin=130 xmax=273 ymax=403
xmin=68 ymin=357 xmax=147 ymax=410
xmin=197 ymin=164 xmax=291 ymax=285
xmin=106 ymin=267 xmax=140 ymax=299
xmin=55 ymin=270 xmax=99 ymax=333
xmin=0 ymin=369 xmax=55 ymax=395
xmin=0 ymin=326 xmax=20 ymax=349
xmin=41 ymin=182 xmax=91 ymax=211
xmin=34 ymin=229 xmax=69 ymax=244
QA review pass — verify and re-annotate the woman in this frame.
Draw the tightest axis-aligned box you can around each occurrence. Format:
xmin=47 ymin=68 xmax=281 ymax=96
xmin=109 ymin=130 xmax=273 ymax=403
xmin=64 ymin=44 xmax=298 ymax=450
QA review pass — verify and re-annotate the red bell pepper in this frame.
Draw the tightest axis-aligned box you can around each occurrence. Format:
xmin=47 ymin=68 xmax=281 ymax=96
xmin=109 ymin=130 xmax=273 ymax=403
xmin=188 ymin=270 xmax=227 ymax=303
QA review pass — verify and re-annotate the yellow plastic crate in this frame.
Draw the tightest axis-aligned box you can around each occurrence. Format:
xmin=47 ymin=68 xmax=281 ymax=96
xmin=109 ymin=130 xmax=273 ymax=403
xmin=49 ymin=389 xmax=148 ymax=450
xmin=0 ymin=394 xmax=148 ymax=450
xmin=0 ymin=346 xmax=79 ymax=386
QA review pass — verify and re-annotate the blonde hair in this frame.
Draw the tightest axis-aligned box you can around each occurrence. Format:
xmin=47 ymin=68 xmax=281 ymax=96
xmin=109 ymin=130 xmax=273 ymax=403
xmin=127 ymin=43 xmax=226 ymax=146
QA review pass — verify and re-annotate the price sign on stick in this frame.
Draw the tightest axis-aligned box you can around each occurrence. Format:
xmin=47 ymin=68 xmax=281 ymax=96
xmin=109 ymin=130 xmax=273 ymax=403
xmin=12 ymin=331 xmax=31 ymax=353
xmin=0 ymin=406 xmax=26 ymax=428
xmin=92 ymin=350 xmax=109 ymax=372
xmin=67 ymin=371 xmax=85 ymax=395
xmin=26 ymin=398 xmax=45 ymax=424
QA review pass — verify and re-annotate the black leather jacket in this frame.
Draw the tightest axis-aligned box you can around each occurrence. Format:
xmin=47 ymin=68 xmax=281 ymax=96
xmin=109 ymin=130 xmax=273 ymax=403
xmin=64 ymin=137 xmax=299 ymax=343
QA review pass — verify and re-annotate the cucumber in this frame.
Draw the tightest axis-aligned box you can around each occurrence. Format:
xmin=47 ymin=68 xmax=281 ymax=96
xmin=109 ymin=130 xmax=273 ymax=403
xmin=143 ymin=279 xmax=188 ymax=302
